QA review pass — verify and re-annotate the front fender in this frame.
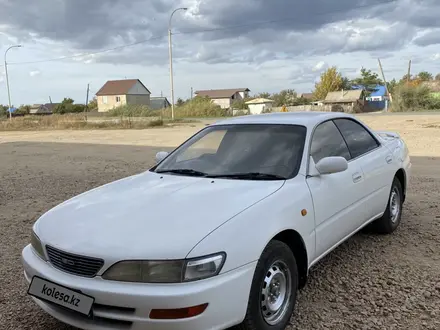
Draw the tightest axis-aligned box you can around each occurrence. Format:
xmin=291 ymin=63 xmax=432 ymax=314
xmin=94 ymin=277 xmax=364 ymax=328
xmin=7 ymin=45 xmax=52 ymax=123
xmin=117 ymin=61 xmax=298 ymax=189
xmin=186 ymin=177 xmax=315 ymax=274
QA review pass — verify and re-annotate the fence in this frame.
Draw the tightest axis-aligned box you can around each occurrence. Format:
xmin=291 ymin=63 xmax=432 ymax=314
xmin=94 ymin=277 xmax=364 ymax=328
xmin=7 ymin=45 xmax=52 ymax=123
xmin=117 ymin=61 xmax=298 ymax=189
xmin=364 ymin=100 xmax=387 ymax=111
xmin=272 ymin=104 xmax=354 ymax=113
xmin=272 ymin=103 xmax=385 ymax=114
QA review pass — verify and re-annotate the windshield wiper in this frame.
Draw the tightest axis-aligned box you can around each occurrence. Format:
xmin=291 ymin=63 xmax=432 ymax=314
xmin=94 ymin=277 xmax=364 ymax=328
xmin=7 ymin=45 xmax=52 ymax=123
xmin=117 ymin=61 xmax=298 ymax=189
xmin=207 ymin=172 xmax=286 ymax=180
xmin=155 ymin=169 xmax=208 ymax=177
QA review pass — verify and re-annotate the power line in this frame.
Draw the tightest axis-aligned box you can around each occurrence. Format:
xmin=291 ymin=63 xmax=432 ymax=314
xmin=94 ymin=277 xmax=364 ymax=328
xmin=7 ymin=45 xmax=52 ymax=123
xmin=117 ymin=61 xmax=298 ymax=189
xmin=3 ymin=0 xmax=398 ymax=67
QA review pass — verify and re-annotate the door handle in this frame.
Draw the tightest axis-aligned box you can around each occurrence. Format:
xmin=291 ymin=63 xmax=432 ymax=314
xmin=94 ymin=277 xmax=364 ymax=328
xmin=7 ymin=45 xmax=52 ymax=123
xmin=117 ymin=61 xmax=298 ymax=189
xmin=386 ymin=155 xmax=393 ymax=164
xmin=352 ymin=172 xmax=362 ymax=183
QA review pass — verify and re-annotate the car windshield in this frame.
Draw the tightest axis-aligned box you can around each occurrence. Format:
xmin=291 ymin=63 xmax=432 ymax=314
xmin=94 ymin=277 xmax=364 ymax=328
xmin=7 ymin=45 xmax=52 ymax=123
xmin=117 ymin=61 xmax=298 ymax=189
xmin=153 ymin=124 xmax=307 ymax=180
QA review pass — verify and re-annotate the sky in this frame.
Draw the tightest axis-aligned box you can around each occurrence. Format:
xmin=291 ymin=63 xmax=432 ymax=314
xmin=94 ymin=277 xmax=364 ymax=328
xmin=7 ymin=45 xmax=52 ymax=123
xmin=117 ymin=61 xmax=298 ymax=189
xmin=0 ymin=0 xmax=440 ymax=105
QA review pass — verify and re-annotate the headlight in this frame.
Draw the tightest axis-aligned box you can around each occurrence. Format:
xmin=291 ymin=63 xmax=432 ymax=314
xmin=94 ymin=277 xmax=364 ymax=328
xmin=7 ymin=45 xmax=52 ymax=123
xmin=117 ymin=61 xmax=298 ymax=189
xmin=31 ymin=231 xmax=46 ymax=260
xmin=102 ymin=252 xmax=226 ymax=283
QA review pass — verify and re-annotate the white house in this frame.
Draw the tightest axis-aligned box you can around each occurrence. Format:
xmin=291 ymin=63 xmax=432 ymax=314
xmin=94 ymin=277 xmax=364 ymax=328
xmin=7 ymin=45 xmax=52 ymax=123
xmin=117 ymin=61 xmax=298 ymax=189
xmin=194 ymin=88 xmax=250 ymax=109
xmin=245 ymin=98 xmax=274 ymax=114
xmin=95 ymin=79 xmax=151 ymax=112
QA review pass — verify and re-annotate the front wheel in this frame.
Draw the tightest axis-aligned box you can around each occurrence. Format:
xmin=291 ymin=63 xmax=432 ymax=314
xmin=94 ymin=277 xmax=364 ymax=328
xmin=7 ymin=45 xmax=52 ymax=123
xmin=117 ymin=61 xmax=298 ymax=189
xmin=236 ymin=240 xmax=298 ymax=330
xmin=372 ymin=177 xmax=403 ymax=234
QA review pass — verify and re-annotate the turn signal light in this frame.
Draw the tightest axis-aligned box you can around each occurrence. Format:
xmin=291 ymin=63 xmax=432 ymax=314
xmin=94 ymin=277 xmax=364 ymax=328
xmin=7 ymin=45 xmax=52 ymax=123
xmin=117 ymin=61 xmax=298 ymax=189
xmin=149 ymin=303 xmax=208 ymax=319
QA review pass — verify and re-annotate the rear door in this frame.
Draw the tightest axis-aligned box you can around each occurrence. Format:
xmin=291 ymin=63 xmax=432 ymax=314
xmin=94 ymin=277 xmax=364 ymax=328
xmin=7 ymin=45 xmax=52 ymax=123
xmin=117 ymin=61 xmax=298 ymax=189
xmin=306 ymin=120 xmax=367 ymax=259
xmin=333 ymin=118 xmax=391 ymax=221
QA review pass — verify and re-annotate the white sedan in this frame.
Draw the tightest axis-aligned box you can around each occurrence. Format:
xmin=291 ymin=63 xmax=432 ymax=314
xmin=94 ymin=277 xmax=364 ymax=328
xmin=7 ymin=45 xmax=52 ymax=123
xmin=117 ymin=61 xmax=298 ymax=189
xmin=22 ymin=111 xmax=411 ymax=330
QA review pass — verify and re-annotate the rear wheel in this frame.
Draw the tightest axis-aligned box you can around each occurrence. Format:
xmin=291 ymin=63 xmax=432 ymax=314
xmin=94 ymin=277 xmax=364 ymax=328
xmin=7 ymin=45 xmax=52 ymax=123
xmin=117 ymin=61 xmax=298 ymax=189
xmin=372 ymin=177 xmax=403 ymax=234
xmin=236 ymin=240 xmax=298 ymax=330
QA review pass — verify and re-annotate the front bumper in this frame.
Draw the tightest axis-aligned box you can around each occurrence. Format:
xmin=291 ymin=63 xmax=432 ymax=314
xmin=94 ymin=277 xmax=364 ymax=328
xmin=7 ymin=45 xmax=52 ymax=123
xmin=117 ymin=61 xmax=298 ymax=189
xmin=22 ymin=244 xmax=256 ymax=330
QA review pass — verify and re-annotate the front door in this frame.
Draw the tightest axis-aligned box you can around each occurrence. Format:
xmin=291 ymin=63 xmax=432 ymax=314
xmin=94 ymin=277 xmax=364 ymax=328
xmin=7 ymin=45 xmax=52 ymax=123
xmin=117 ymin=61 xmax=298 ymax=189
xmin=332 ymin=118 xmax=390 ymax=222
xmin=306 ymin=120 xmax=367 ymax=259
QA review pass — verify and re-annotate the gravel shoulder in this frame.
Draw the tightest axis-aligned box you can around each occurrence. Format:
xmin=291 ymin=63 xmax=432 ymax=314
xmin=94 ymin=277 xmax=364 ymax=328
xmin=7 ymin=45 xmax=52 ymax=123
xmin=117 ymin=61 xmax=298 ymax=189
xmin=1 ymin=113 xmax=440 ymax=330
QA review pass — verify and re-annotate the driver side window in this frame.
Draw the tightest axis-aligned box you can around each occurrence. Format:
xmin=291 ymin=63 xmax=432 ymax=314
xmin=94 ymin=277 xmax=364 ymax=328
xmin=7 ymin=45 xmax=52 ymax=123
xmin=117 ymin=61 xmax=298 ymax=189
xmin=176 ymin=129 xmax=226 ymax=162
xmin=311 ymin=120 xmax=351 ymax=163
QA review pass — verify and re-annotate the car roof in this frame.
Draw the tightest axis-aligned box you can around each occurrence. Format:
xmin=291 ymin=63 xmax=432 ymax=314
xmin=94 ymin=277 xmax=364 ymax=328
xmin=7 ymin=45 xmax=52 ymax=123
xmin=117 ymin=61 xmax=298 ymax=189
xmin=211 ymin=111 xmax=356 ymax=128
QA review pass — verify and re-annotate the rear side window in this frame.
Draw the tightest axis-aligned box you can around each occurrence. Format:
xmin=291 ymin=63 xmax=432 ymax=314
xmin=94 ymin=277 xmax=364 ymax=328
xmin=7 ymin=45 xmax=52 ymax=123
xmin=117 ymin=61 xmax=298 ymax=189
xmin=333 ymin=119 xmax=380 ymax=159
xmin=311 ymin=120 xmax=351 ymax=163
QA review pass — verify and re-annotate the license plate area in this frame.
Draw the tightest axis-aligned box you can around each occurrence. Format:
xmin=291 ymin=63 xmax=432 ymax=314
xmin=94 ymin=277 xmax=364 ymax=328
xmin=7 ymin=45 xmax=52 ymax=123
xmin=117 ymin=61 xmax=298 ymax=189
xmin=28 ymin=276 xmax=95 ymax=316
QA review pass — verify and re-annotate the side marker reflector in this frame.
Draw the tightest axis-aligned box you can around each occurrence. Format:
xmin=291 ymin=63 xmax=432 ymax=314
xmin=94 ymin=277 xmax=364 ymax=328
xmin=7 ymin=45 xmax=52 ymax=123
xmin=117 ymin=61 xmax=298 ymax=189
xmin=149 ymin=303 xmax=208 ymax=319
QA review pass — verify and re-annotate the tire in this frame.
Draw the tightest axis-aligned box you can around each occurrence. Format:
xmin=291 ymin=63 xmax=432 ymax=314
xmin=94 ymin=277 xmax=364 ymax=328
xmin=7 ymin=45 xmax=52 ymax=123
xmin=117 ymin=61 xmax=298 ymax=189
xmin=372 ymin=177 xmax=403 ymax=234
xmin=236 ymin=240 xmax=298 ymax=330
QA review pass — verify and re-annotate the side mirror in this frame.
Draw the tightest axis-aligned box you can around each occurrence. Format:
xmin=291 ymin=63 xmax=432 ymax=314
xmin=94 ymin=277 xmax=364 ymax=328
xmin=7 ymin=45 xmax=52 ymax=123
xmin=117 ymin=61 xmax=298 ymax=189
xmin=315 ymin=156 xmax=348 ymax=175
xmin=155 ymin=151 xmax=169 ymax=164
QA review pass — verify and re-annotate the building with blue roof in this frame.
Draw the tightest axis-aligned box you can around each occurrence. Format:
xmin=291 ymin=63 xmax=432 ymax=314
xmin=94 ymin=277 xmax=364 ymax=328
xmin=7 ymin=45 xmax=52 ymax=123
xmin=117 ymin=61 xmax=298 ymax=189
xmin=366 ymin=85 xmax=387 ymax=101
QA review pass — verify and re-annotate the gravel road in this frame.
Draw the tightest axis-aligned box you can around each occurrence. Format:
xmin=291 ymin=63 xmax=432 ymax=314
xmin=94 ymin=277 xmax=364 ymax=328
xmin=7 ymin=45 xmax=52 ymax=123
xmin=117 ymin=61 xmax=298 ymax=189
xmin=1 ymin=140 xmax=440 ymax=330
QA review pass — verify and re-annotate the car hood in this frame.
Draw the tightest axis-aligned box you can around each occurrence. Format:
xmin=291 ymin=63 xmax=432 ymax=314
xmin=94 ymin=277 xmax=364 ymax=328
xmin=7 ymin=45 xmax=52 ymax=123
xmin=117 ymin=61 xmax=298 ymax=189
xmin=35 ymin=171 xmax=284 ymax=261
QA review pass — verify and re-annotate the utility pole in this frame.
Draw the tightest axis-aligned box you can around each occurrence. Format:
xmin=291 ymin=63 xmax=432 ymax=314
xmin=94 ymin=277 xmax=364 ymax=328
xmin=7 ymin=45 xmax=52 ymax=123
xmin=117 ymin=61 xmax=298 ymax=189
xmin=190 ymin=87 xmax=193 ymax=100
xmin=168 ymin=7 xmax=188 ymax=120
xmin=84 ymin=83 xmax=90 ymax=120
xmin=378 ymin=58 xmax=392 ymax=111
xmin=407 ymin=60 xmax=411 ymax=85
xmin=4 ymin=44 xmax=22 ymax=119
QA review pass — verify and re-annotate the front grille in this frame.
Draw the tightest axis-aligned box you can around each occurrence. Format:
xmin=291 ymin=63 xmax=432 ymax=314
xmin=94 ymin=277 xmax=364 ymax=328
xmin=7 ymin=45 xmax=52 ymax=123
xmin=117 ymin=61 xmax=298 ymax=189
xmin=46 ymin=245 xmax=104 ymax=277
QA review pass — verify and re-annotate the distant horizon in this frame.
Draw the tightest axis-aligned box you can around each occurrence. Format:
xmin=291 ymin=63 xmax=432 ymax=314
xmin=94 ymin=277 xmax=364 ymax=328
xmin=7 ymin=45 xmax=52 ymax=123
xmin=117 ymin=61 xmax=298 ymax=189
xmin=1 ymin=0 xmax=439 ymax=105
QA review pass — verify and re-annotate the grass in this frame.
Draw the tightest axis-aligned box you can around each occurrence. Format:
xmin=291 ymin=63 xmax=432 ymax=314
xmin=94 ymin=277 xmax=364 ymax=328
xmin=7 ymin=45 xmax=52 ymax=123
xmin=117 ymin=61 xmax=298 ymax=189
xmin=104 ymin=98 xmax=233 ymax=119
xmin=0 ymin=114 xmax=166 ymax=131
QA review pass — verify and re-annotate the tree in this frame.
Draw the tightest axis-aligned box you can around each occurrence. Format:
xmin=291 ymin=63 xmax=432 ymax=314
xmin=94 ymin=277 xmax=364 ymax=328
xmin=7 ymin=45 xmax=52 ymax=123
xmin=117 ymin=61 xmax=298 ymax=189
xmin=341 ymin=76 xmax=353 ymax=90
xmin=87 ymin=97 xmax=98 ymax=111
xmin=53 ymin=98 xmax=84 ymax=114
xmin=387 ymin=78 xmax=399 ymax=95
xmin=352 ymin=67 xmax=382 ymax=85
xmin=16 ymin=104 xmax=31 ymax=115
xmin=291 ymin=96 xmax=312 ymax=106
xmin=231 ymin=99 xmax=249 ymax=110
xmin=435 ymin=73 xmax=440 ymax=81
xmin=271 ymin=89 xmax=297 ymax=107
xmin=254 ymin=92 xmax=271 ymax=99
xmin=417 ymin=71 xmax=433 ymax=81
xmin=0 ymin=105 xmax=7 ymax=117
xmin=351 ymin=67 xmax=383 ymax=95
xmin=398 ymin=73 xmax=425 ymax=87
xmin=313 ymin=66 xmax=344 ymax=100
xmin=400 ymin=74 xmax=411 ymax=83
xmin=176 ymin=98 xmax=185 ymax=106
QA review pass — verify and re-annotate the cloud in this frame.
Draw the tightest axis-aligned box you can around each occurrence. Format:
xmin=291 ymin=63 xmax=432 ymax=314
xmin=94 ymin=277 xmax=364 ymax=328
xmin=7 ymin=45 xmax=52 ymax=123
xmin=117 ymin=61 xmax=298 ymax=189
xmin=413 ymin=29 xmax=440 ymax=47
xmin=312 ymin=61 xmax=327 ymax=72
xmin=29 ymin=70 xmax=40 ymax=77
xmin=0 ymin=0 xmax=440 ymax=105
xmin=0 ymin=0 xmax=437 ymax=68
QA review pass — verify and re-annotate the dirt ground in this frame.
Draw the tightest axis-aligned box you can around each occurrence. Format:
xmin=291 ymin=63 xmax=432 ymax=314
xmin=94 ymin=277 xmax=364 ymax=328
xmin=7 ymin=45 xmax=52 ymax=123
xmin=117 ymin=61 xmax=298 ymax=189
xmin=1 ymin=113 xmax=440 ymax=330
xmin=1 ymin=113 xmax=440 ymax=157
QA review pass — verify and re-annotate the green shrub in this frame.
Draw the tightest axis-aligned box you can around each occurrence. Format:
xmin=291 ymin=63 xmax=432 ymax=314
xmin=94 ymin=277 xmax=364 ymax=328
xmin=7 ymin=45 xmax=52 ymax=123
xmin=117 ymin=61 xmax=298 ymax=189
xmin=233 ymin=110 xmax=249 ymax=116
xmin=106 ymin=97 xmax=229 ymax=119
xmin=0 ymin=105 xmax=7 ymax=118
xmin=16 ymin=105 xmax=31 ymax=115
xmin=106 ymin=104 xmax=157 ymax=117
xmin=162 ymin=96 xmax=227 ymax=118
xmin=52 ymin=98 xmax=86 ymax=114
xmin=390 ymin=85 xmax=440 ymax=112
xmin=231 ymin=99 xmax=249 ymax=110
